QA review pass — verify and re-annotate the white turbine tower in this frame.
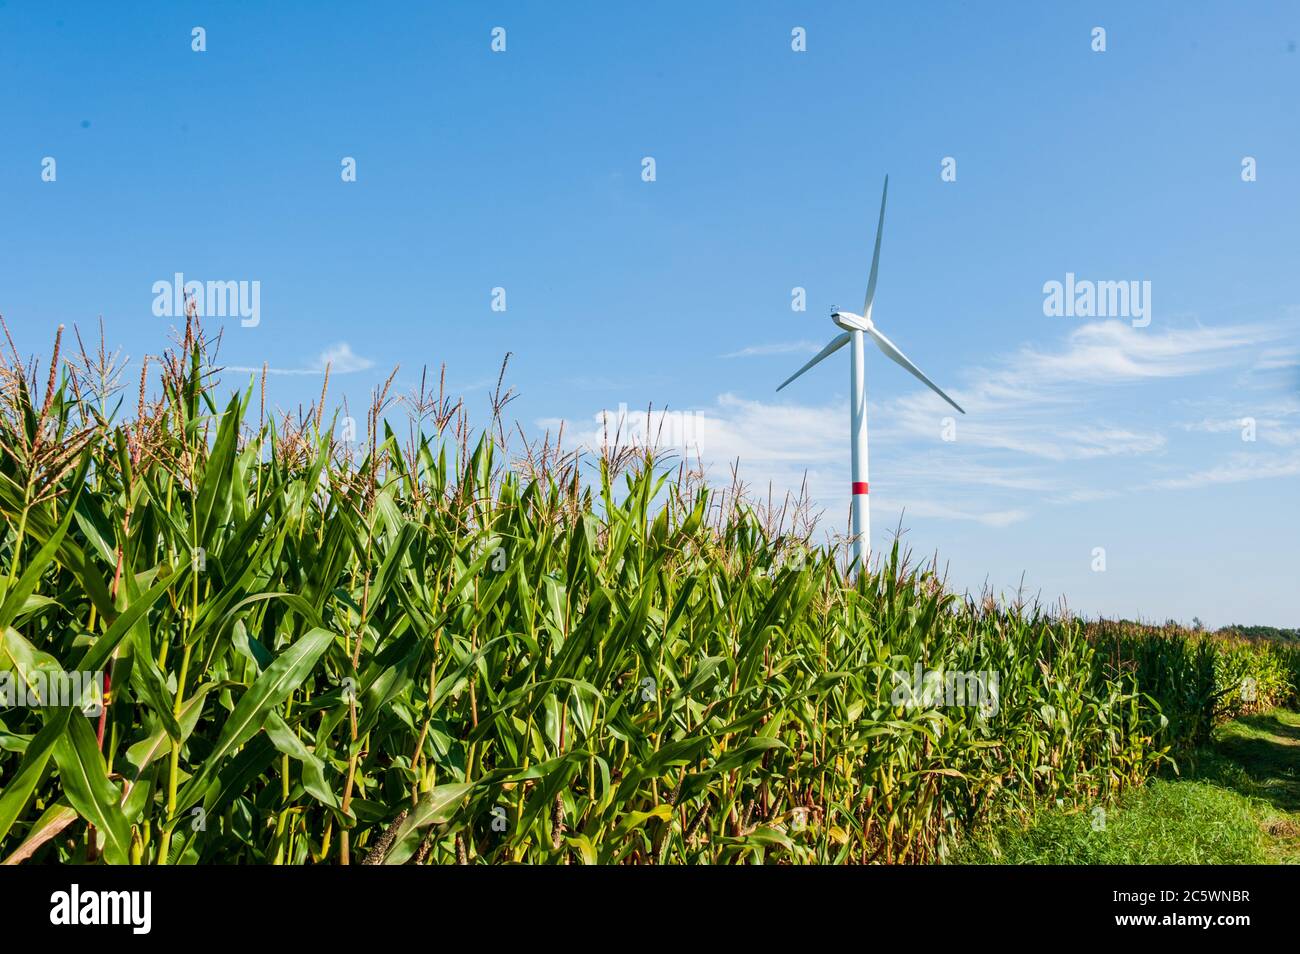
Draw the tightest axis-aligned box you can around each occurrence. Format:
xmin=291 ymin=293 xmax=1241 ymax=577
xmin=777 ymin=176 xmax=965 ymax=571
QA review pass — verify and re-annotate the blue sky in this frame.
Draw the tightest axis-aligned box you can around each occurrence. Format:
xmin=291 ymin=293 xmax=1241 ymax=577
xmin=2 ymin=2 xmax=1298 ymax=626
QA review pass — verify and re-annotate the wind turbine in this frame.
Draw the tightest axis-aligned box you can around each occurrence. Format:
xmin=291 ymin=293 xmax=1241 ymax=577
xmin=777 ymin=176 xmax=965 ymax=571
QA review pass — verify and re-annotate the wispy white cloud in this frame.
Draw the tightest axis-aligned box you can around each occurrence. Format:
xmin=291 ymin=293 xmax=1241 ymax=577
xmin=543 ymin=318 xmax=1294 ymax=537
xmin=541 ymin=393 xmax=842 ymax=466
xmin=875 ymin=320 xmax=1282 ymax=461
xmin=721 ymin=341 xmax=822 ymax=359
xmin=1006 ymin=320 xmax=1276 ymax=386
xmin=1180 ymin=395 xmax=1300 ymax=447
xmin=227 ymin=342 xmax=375 ymax=377
xmin=1183 ymin=417 xmax=1254 ymax=435
xmin=541 ymin=395 xmax=1028 ymax=530
xmin=1253 ymin=346 xmax=1300 ymax=372
xmin=1050 ymin=488 xmax=1124 ymax=504
xmin=889 ymin=458 xmax=1056 ymax=493
xmin=1151 ymin=451 xmax=1300 ymax=490
xmin=314 ymin=342 xmax=375 ymax=374
xmin=871 ymin=496 xmax=1031 ymax=528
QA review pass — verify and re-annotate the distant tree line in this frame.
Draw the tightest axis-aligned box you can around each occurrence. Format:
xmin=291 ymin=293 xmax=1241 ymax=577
xmin=1216 ymin=624 xmax=1300 ymax=642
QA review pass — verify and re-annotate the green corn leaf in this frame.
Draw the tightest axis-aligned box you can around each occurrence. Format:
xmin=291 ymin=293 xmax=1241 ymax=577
xmin=52 ymin=713 xmax=132 ymax=865
xmin=0 ymin=708 xmax=72 ymax=845
xmin=175 ymin=628 xmax=335 ymax=814
xmin=265 ymin=712 xmax=339 ymax=808
xmin=0 ymin=494 xmax=79 ymax=630
xmin=1 ymin=799 xmax=79 ymax=866
xmin=382 ymin=783 xmax=474 ymax=865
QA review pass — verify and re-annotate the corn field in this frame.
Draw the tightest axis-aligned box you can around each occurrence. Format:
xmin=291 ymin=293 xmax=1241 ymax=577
xmin=1 ymin=320 xmax=1296 ymax=864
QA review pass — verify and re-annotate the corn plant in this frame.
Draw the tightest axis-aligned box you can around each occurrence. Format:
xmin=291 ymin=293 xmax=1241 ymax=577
xmin=0 ymin=319 xmax=1293 ymax=864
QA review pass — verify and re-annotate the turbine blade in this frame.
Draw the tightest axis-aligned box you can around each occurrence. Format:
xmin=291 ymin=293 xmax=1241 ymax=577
xmin=866 ymin=325 xmax=966 ymax=414
xmin=862 ymin=175 xmax=888 ymax=318
xmin=776 ymin=333 xmax=851 ymax=391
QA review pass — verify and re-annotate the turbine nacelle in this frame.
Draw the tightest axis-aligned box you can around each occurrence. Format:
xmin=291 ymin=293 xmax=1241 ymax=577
xmin=831 ymin=310 xmax=872 ymax=333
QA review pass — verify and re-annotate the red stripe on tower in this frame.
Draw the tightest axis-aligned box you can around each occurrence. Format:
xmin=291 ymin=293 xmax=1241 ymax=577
xmin=851 ymin=482 xmax=869 ymax=495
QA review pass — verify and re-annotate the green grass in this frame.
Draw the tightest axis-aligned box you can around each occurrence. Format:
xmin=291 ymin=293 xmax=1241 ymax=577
xmin=1186 ymin=709 xmax=1300 ymax=862
xmin=959 ymin=708 xmax=1300 ymax=865
xmin=957 ymin=781 xmax=1269 ymax=864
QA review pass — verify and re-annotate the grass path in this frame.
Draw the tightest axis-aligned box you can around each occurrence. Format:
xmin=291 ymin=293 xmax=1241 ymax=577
xmin=1194 ymin=708 xmax=1300 ymax=862
xmin=957 ymin=708 xmax=1300 ymax=864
